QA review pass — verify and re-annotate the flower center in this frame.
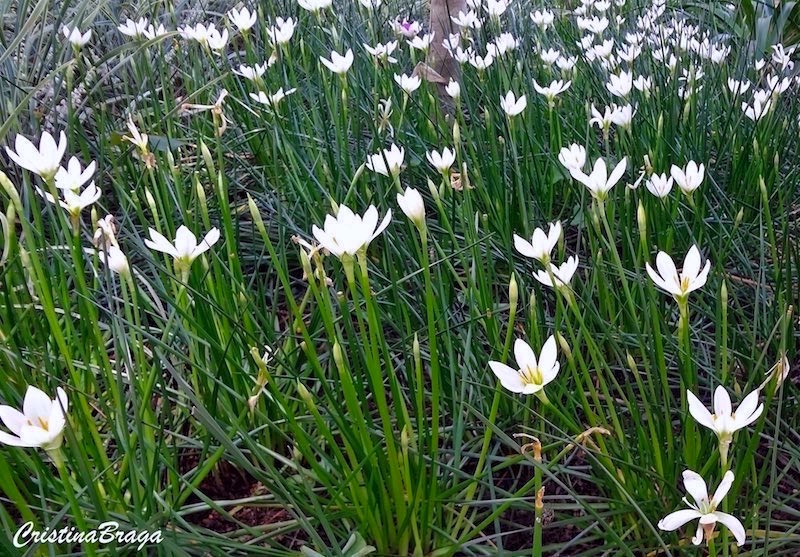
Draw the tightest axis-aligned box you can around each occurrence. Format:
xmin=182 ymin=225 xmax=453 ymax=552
xmin=521 ymin=364 xmax=543 ymax=387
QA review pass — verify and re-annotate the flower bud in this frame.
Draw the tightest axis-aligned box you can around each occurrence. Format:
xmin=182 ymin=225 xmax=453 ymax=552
xmin=396 ymin=186 xmax=425 ymax=228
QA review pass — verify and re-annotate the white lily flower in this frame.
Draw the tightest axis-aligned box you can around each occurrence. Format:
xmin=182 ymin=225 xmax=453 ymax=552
xmin=268 ymin=17 xmax=296 ymax=45
xmin=396 ymin=187 xmax=425 ymax=227
xmin=179 ymin=23 xmax=228 ymax=51
xmin=228 ymin=7 xmax=257 ymax=32
xmin=98 ymin=245 xmax=130 ymax=276
xmin=118 ymin=17 xmax=149 ymax=38
xmin=62 ymin=25 xmax=92 ymax=47
xmin=570 ymin=157 xmax=627 ymax=200
xmin=320 ymin=49 xmax=354 ymax=74
xmin=409 ymin=32 xmax=434 ymax=52
xmin=489 ymin=336 xmax=560 ymax=395
xmin=558 ymin=144 xmax=586 ymax=172
xmin=446 ymin=79 xmax=461 ymax=99
xmin=500 ymin=91 xmax=527 ymax=117
xmin=0 ymin=386 xmax=68 ymax=451
xmin=670 ymin=161 xmax=705 ymax=195
xmin=312 ymin=204 xmax=391 ymax=258
xmin=426 ymin=147 xmax=456 ymax=173
xmin=142 ymin=23 xmax=168 ymax=40
xmin=607 ymin=71 xmax=633 ymax=97
xmin=514 ymin=221 xmax=562 ymax=264
xmin=727 ymin=78 xmax=750 ymax=96
xmin=52 ymin=158 xmax=95 ymax=195
xmin=392 ymin=18 xmax=421 ymax=38
xmin=298 ymin=0 xmax=332 ymax=12
xmin=236 ymin=63 xmax=269 ymax=81
xmin=533 ymin=79 xmax=571 ymax=104
xmin=366 ymin=144 xmax=404 ymax=177
xmin=610 ymin=104 xmax=636 ymax=128
xmin=250 ymin=88 xmax=297 ymax=107
xmin=688 ymin=385 xmax=763 ymax=449
xmin=633 ymin=75 xmax=652 ymax=92
xmin=645 ymin=245 xmax=711 ymax=300
xmin=364 ymin=41 xmax=398 ymax=63
xmin=485 ymin=0 xmax=509 ymax=19
xmin=530 ymin=10 xmax=554 ymax=29
xmin=5 ymin=131 xmax=67 ymax=180
xmin=658 ymin=470 xmax=746 ymax=547
xmin=394 ymin=73 xmax=421 ymax=94
xmin=534 ymin=256 xmax=579 ymax=288
xmin=540 ymin=48 xmax=561 ymax=65
xmin=122 ymin=116 xmax=149 ymax=153
xmin=145 ymin=225 xmax=220 ymax=269
xmin=645 ymin=172 xmax=673 ymax=198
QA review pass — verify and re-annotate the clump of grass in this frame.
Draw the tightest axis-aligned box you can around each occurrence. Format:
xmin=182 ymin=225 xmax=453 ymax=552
xmin=0 ymin=0 xmax=798 ymax=555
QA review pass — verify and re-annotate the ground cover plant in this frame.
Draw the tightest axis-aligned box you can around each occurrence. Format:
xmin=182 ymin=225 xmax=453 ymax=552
xmin=0 ymin=0 xmax=799 ymax=554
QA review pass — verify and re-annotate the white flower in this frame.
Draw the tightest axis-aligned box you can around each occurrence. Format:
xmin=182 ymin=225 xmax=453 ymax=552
xmin=5 ymin=131 xmax=67 ymax=180
xmin=397 ymin=187 xmax=425 ymax=226
xmin=320 ymin=49 xmax=354 ymax=74
xmin=451 ymin=10 xmax=482 ymax=29
xmin=62 ymin=25 xmax=92 ymax=47
xmin=558 ymin=144 xmax=586 ymax=172
xmin=645 ymin=172 xmax=673 ymax=198
xmin=228 ymin=7 xmax=257 ymax=31
xmin=607 ymin=71 xmax=633 ymax=97
xmin=179 ymin=23 xmax=229 ymax=51
xmin=610 ymin=104 xmax=635 ymax=128
xmin=366 ymin=144 xmax=404 ymax=177
xmin=570 ymin=157 xmax=627 ymax=200
xmin=533 ymin=79 xmax=571 ymax=104
xmin=489 ymin=337 xmax=560 ymax=395
xmin=358 ymin=0 xmax=381 ymax=9
xmin=500 ymin=91 xmax=527 ymax=117
xmin=590 ymin=104 xmax=616 ymax=130
xmin=235 ymin=63 xmax=269 ymax=81
xmin=0 ymin=386 xmax=68 ymax=450
xmin=540 ymin=48 xmax=561 ymax=65
xmin=145 ymin=225 xmax=220 ymax=268
xmin=142 ymin=23 xmax=168 ymax=40
xmin=54 ymin=157 xmax=96 ymax=191
xmin=394 ymin=73 xmax=421 ymax=94
xmin=645 ymin=245 xmax=711 ymax=300
xmin=633 ymin=75 xmax=652 ymax=92
xmin=742 ymin=93 xmax=771 ymax=121
xmin=530 ymin=9 xmax=554 ymax=29
xmin=514 ymin=221 xmax=562 ymax=263
xmin=98 ymin=245 xmax=130 ymax=276
xmin=688 ymin=385 xmax=763 ymax=444
xmin=426 ymin=148 xmax=456 ymax=174
xmin=534 ymin=256 xmax=579 ymax=288
xmin=123 ymin=116 xmax=149 ymax=153
xmin=312 ymin=204 xmax=392 ymax=258
xmin=364 ymin=41 xmax=398 ymax=63
xmin=118 ymin=17 xmax=148 ymax=38
xmin=268 ymin=17 xmax=296 ymax=45
xmin=670 ymin=161 xmax=705 ymax=195
xmin=298 ymin=0 xmax=332 ymax=12
xmin=556 ymin=56 xmax=578 ymax=71
xmin=409 ymin=33 xmax=434 ymax=52
xmin=38 ymin=182 xmax=101 ymax=218
xmin=250 ymin=88 xmax=297 ymax=107
xmin=446 ymin=79 xmax=461 ymax=99
xmin=485 ymin=0 xmax=509 ymax=19
xmin=727 ymin=79 xmax=751 ymax=96
xmin=658 ymin=470 xmax=746 ymax=547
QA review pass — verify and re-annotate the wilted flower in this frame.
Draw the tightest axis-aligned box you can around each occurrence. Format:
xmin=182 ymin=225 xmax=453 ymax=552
xmin=397 ymin=187 xmax=425 ymax=227
xmin=145 ymin=225 xmax=220 ymax=270
xmin=312 ymin=204 xmax=391 ymax=258
xmin=500 ymin=91 xmax=527 ymax=117
xmin=658 ymin=470 xmax=745 ymax=547
xmin=489 ymin=336 xmax=560 ymax=396
xmin=62 ymin=25 xmax=92 ymax=47
xmin=5 ymin=131 xmax=67 ymax=180
xmin=514 ymin=221 xmax=562 ymax=264
xmin=97 ymin=245 xmax=130 ymax=276
xmin=645 ymin=172 xmax=673 ymax=198
xmin=671 ymin=161 xmax=705 ymax=195
xmin=426 ymin=147 xmax=456 ymax=174
xmin=366 ymin=144 xmax=404 ymax=177
xmin=228 ymin=7 xmax=257 ymax=32
xmin=0 ymin=385 xmax=68 ymax=451
xmin=320 ymin=48 xmax=354 ymax=74
xmin=558 ymin=144 xmax=586 ymax=172
xmin=570 ymin=157 xmax=627 ymax=200
xmin=646 ymin=245 xmax=710 ymax=301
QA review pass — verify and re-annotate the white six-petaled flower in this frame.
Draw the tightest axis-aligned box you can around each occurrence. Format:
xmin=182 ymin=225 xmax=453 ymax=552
xmin=5 ymin=131 xmax=67 ymax=180
xmin=320 ymin=49 xmax=354 ymax=74
xmin=688 ymin=385 xmax=763 ymax=445
xmin=570 ymin=157 xmax=627 ymax=200
xmin=0 ymin=386 xmax=68 ymax=451
xmin=658 ymin=470 xmax=746 ymax=547
xmin=534 ymin=255 xmax=579 ymax=288
xmin=670 ymin=161 xmax=705 ymax=195
xmin=489 ymin=336 xmax=560 ymax=396
xmin=500 ymin=91 xmax=527 ymax=117
xmin=397 ymin=187 xmax=425 ymax=227
xmin=645 ymin=245 xmax=710 ymax=301
xmin=366 ymin=144 xmax=405 ymax=177
xmin=514 ymin=221 xmax=562 ymax=264
xmin=426 ymin=147 xmax=456 ymax=174
xmin=145 ymin=225 xmax=220 ymax=269
xmin=312 ymin=204 xmax=391 ymax=258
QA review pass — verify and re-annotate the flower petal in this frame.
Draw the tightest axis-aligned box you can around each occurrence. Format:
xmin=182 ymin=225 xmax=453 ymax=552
xmin=657 ymin=509 xmax=702 ymax=531
xmin=715 ymin=512 xmax=746 ymax=546
xmin=488 ymin=361 xmax=524 ymax=393
xmin=687 ymin=390 xmax=715 ymax=431
xmin=711 ymin=470 xmax=734 ymax=507
xmin=513 ymin=338 xmax=537 ymax=370
xmin=682 ymin=470 xmax=709 ymax=507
